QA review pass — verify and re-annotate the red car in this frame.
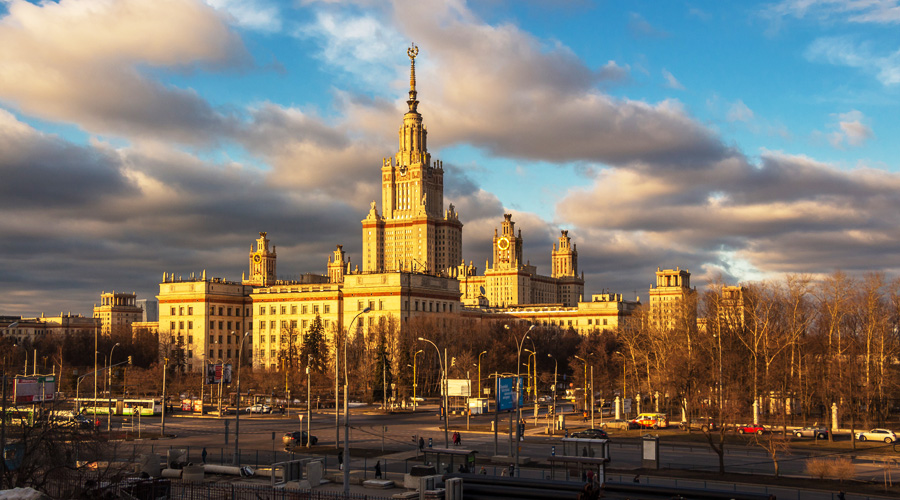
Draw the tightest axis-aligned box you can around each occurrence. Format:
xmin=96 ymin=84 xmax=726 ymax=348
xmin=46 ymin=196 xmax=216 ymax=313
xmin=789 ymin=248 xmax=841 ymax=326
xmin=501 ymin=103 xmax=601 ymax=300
xmin=735 ymin=424 xmax=765 ymax=435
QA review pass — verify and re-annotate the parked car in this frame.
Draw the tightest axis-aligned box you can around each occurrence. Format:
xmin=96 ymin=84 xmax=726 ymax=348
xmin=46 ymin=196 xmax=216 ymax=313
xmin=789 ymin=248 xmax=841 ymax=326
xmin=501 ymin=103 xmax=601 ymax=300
xmin=537 ymin=395 xmax=553 ymax=404
xmin=246 ymin=404 xmax=272 ymax=414
xmin=735 ymin=424 xmax=766 ymax=435
xmin=600 ymin=419 xmax=636 ymax=430
xmin=283 ymin=430 xmax=318 ymax=449
xmin=571 ymin=428 xmax=609 ymax=440
xmin=855 ymin=429 xmax=897 ymax=443
xmin=680 ymin=418 xmax=718 ymax=432
xmin=793 ymin=427 xmax=828 ymax=439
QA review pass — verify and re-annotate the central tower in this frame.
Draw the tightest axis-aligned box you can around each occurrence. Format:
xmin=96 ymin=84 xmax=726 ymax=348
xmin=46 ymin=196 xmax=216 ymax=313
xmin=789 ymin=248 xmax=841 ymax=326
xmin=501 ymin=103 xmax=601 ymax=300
xmin=362 ymin=45 xmax=463 ymax=275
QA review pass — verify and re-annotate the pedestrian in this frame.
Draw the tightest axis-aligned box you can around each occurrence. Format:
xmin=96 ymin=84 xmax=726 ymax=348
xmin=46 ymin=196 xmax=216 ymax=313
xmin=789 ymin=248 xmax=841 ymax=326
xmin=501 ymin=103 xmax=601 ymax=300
xmin=508 ymin=463 xmax=515 ymax=477
xmin=374 ymin=460 xmax=382 ymax=479
xmin=837 ymin=492 xmax=846 ymax=500
xmin=418 ymin=436 xmax=425 ymax=451
xmin=338 ymin=452 xmax=343 ymax=471
xmin=586 ymin=469 xmax=594 ymax=483
xmin=458 ymin=463 xmax=466 ymax=473
xmin=479 ymin=466 xmax=487 ymax=475
xmin=633 ymin=474 xmax=640 ymax=484
xmin=500 ymin=467 xmax=508 ymax=477
xmin=280 ymin=405 xmax=285 ymax=415
xmin=583 ymin=410 xmax=588 ymax=422
xmin=457 ymin=432 xmax=462 ymax=446
xmin=201 ymin=447 xmax=208 ymax=464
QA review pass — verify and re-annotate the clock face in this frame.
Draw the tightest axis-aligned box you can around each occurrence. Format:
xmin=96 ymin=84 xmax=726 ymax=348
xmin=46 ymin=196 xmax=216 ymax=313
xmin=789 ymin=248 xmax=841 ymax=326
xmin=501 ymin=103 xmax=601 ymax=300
xmin=497 ymin=237 xmax=510 ymax=250
xmin=253 ymin=254 xmax=261 ymax=263
xmin=399 ymin=165 xmax=408 ymax=176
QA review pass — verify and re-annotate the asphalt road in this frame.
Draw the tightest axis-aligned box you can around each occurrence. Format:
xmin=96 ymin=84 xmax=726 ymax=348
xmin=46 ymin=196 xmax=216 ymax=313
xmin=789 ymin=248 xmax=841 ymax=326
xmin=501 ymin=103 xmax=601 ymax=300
xmin=112 ymin=404 xmax=900 ymax=483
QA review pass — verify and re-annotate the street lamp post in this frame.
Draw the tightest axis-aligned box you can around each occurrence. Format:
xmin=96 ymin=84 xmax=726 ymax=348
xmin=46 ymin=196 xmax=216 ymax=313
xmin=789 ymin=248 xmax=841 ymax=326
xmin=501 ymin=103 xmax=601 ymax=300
xmin=307 ymin=354 xmax=312 ymax=449
xmin=161 ymin=357 xmax=168 ymax=437
xmin=343 ymin=307 xmax=371 ymax=495
xmin=614 ymin=351 xmax=627 ymax=418
xmin=506 ymin=324 xmax=534 ymax=477
xmin=524 ymin=349 xmax=535 ymax=403
xmin=417 ymin=337 xmax=449 ymax=448
xmin=233 ymin=331 xmax=250 ymax=465
xmin=548 ymin=354 xmax=557 ymax=434
xmin=477 ymin=350 xmax=487 ymax=401
xmin=412 ymin=350 xmax=423 ymax=412
xmin=107 ymin=343 xmax=119 ymax=434
xmin=574 ymin=355 xmax=588 ymax=414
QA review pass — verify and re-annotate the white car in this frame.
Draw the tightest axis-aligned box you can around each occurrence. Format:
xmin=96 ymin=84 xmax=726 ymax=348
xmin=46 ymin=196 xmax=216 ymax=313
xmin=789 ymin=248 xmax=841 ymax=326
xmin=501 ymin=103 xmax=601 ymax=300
xmin=246 ymin=404 xmax=272 ymax=414
xmin=855 ymin=428 xmax=897 ymax=443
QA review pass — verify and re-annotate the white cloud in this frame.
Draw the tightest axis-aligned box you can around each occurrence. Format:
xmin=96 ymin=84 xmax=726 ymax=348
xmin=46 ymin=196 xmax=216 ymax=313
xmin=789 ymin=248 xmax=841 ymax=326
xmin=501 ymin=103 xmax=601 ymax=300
xmin=825 ymin=109 xmax=874 ymax=147
xmin=662 ymin=69 xmax=686 ymax=90
xmin=805 ymin=36 xmax=900 ymax=86
xmin=207 ymin=0 xmax=283 ymax=32
xmin=0 ymin=0 xmax=250 ymax=143
xmin=727 ymin=100 xmax=754 ymax=122
xmin=768 ymin=0 xmax=900 ymax=24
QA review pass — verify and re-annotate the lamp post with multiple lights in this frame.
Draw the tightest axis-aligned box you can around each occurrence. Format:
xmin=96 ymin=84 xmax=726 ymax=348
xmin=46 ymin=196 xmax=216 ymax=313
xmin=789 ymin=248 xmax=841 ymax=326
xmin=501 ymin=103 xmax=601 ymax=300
xmin=107 ymin=343 xmax=120 ymax=434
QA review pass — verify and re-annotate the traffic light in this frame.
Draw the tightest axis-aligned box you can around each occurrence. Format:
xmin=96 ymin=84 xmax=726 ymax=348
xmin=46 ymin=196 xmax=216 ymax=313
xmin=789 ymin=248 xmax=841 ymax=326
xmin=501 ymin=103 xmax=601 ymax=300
xmin=127 ymin=355 xmax=133 ymax=365
xmin=451 ymin=357 xmax=456 ymax=366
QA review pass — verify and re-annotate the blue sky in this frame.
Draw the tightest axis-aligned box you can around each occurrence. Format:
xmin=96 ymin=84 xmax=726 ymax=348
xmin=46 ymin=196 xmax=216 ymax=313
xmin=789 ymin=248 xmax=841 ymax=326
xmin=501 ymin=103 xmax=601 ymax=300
xmin=2 ymin=0 xmax=900 ymax=316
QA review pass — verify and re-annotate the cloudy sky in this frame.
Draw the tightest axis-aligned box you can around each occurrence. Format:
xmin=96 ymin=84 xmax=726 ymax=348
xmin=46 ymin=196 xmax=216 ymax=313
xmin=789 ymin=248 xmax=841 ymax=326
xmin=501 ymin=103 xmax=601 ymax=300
xmin=2 ymin=0 xmax=900 ymax=317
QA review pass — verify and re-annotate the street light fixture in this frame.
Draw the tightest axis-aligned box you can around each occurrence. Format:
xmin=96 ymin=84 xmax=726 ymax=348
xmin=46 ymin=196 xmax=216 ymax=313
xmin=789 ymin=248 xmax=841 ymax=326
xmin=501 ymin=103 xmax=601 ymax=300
xmin=417 ymin=337 xmax=449 ymax=448
xmin=505 ymin=324 xmax=534 ymax=476
xmin=343 ymin=307 xmax=371 ymax=495
xmin=547 ymin=353 xmax=557 ymax=434
xmin=107 ymin=343 xmax=119 ymax=434
xmin=233 ymin=331 xmax=251 ymax=465
xmin=412 ymin=350 xmax=423 ymax=412
xmin=477 ymin=350 xmax=487 ymax=400
xmin=614 ymin=351 xmax=627 ymax=418
xmin=524 ymin=349 xmax=537 ymax=404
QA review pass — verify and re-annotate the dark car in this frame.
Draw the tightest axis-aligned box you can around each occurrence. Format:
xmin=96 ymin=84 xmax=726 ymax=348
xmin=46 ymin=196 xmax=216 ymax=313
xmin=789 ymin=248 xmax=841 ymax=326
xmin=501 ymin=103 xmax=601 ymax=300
xmin=283 ymin=431 xmax=318 ymax=449
xmin=571 ymin=428 xmax=609 ymax=440
xmin=793 ymin=426 xmax=828 ymax=439
xmin=680 ymin=418 xmax=718 ymax=432
xmin=69 ymin=414 xmax=94 ymax=429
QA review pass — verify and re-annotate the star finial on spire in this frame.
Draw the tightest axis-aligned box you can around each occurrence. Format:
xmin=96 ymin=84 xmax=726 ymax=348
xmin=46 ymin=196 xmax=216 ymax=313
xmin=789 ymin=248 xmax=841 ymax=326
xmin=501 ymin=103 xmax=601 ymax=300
xmin=407 ymin=43 xmax=419 ymax=113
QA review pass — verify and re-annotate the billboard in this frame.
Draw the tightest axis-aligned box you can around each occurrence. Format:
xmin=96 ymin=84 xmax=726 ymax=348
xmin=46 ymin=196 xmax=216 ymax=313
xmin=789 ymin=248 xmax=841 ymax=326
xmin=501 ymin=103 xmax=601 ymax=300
xmin=444 ymin=379 xmax=471 ymax=397
xmin=14 ymin=375 xmax=56 ymax=403
xmin=205 ymin=363 xmax=232 ymax=385
xmin=495 ymin=376 xmax=524 ymax=412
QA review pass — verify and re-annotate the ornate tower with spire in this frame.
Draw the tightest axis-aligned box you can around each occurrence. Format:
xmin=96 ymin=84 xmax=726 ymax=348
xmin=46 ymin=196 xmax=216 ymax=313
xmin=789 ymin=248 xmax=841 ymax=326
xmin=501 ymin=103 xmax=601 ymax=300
xmin=362 ymin=45 xmax=463 ymax=275
xmin=244 ymin=232 xmax=276 ymax=287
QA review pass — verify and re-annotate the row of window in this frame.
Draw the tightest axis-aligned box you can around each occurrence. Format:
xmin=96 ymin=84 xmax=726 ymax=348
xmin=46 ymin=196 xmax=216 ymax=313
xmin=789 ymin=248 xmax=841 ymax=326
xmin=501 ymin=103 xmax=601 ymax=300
xmin=258 ymin=319 xmax=330 ymax=331
xmin=259 ymin=304 xmax=330 ymax=315
xmin=169 ymin=305 xmax=250 ymax=317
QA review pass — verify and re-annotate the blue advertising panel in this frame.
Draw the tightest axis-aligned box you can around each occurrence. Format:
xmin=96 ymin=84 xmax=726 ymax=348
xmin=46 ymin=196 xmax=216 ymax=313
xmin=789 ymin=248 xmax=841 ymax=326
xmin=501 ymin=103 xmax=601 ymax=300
xmin=495 ymin=376 xmax=525 ymax=412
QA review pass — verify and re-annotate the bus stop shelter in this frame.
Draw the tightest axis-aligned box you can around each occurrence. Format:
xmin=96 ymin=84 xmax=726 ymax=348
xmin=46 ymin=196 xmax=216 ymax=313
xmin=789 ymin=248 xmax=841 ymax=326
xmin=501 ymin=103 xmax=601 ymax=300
xmin=560 ymin=437 xmax=610 ymax=460
xmin=547 ymin=456 xmax=609 ymax=483
xmin=422 ymin=448 xmax=477 ymax=474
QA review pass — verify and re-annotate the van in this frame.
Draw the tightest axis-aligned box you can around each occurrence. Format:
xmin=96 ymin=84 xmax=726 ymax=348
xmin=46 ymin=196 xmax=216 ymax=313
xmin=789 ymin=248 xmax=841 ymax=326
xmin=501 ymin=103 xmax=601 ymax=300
xmin=631 ymin=412 xmax=668 ymax=429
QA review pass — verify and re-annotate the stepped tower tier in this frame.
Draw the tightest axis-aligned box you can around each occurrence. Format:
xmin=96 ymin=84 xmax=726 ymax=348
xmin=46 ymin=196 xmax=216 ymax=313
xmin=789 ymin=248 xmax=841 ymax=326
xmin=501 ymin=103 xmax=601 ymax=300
xmin=244 ymin=232 xmax=276 ymax=287
xmin=362 ymin=45 xmax=463 ymax=276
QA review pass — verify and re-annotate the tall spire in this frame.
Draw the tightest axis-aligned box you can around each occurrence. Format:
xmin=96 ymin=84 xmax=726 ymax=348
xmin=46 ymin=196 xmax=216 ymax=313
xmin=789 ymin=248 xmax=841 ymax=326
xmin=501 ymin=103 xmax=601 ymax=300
xmin=407 ymin=43 xmax=419 ymax=113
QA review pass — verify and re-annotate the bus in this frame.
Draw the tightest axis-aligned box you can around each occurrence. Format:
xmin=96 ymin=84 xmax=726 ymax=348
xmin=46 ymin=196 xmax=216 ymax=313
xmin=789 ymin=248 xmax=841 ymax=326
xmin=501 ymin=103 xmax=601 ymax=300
xmin=76 ymin=398 xmax=161 ymax=416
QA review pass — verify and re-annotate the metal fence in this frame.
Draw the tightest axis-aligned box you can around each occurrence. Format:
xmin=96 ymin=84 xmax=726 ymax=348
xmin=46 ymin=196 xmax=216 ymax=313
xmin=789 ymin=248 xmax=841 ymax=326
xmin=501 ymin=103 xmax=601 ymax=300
xmin=43 ymin=475 xmax=393 ymax=500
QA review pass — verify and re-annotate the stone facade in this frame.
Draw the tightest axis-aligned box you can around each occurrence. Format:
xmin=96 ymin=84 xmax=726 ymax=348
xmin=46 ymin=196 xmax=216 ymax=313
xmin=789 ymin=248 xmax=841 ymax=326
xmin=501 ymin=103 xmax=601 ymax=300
xmin=458 ymin=214 xmax=585 ymax=308
xmin=93 ymin=291 xmax=143 ymax=338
